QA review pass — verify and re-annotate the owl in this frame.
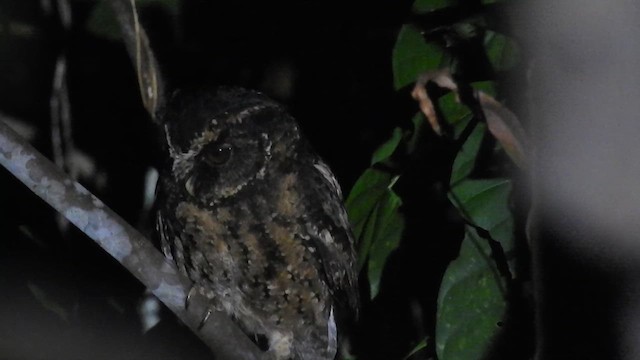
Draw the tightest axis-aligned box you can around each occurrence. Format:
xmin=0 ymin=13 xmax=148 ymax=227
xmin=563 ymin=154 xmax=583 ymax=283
xmin=155 ymin=87 xmax=359 ymax=360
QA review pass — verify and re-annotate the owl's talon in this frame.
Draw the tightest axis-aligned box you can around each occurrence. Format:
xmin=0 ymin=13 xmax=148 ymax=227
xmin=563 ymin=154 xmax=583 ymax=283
xmin=184 ymin=285 xmax=213 ymax=330
xmin=185 ymin=285 xmax=198 ymax=310
xmin=198 ymin=307 xmax=213 ymax=330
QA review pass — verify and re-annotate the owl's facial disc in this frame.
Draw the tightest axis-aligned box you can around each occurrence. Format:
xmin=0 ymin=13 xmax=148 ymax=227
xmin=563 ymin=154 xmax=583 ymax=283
xmin=184 ymin=128 xmax=273 ymax=205
xmin=161 ymin=89 xmax=296 ymax=205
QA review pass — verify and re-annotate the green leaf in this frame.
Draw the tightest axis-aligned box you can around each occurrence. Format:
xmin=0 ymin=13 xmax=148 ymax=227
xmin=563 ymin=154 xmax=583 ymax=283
xmin=484 ymin=31 xmax=519 ymax=72
xmin=438 ymin=176 xmax=514 ymax=358
xmin=438 ymin=110 xmax=516 ymax=359
xmin=393 ymin=25 xmax=445 ymax=90
xmin=406 ymin=112 xmax=426 ymax=155
xmin=345 ymin=168 xmax=404 ymax=298
xmin=450 ymin=123 xmax=485 ymax=185
xmin=357 ymin=199 xmax=382 ymax=270
xmin=436 ymin=227 xmax=507 ymax=360
xmin=438 ymin=92 xmax=473 ymax=138
xmin=403 ymin=337 xmax=429 ymax=360
xmin=366 ymin=190 xmax=404 ymax=298
xmin=412 ymin=0 xmax=456 ymax=13
xmin=87 ymin=0 xmax=179 ymax=40
xmin=345 ymin=168 xmax=394 ymax=243
xmin=371 ymin=127 xmax=403 ymax=165
xmin=450 ymin=179 xmax=513 ymax=247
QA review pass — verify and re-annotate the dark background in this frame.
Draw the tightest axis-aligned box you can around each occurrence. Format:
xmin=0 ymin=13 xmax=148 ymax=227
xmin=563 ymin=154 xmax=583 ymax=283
xmin=2 ymin=1 xmax=636 ymax=360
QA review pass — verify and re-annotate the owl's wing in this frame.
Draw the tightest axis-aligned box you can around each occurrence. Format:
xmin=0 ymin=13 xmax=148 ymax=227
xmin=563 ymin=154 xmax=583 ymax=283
xmin=155 ymin=183 xmax=189 ymax=277
xmin=156 ymin=210 xmax=174 ymax=261
xmin=304 ymin=159 xmax=360 ymax=316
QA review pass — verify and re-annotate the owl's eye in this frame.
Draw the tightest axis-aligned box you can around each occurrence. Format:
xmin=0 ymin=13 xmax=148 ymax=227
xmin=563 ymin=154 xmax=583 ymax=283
xmin=203 ymin=143 xmax=233 ymax=166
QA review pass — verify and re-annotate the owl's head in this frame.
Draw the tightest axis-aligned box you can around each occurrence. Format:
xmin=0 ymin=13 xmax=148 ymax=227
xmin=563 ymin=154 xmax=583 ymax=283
xmin=161 ymin=87 xmax=301 ymax=205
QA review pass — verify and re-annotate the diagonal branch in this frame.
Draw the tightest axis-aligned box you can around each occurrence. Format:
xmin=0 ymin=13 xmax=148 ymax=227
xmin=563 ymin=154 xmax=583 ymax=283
xmin=0 ymin=117 xmax=265 ymax=360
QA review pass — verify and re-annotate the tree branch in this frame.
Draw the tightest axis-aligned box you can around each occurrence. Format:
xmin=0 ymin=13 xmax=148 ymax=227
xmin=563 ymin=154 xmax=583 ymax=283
xmin=0 ymin=117 xmax=265 ymax=359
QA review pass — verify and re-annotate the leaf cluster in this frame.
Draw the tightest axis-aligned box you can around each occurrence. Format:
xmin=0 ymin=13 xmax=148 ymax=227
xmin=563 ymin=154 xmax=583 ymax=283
xmin=345 ymin=0 xmax=531 ymax=359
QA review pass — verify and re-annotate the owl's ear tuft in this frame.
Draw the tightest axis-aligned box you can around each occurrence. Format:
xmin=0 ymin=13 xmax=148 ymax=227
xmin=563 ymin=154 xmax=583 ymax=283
xmin=162 ymin=123 xmax=178 ymax=156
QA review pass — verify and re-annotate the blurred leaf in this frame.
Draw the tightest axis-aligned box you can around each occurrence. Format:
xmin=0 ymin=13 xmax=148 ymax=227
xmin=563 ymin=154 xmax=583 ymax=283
xmin=484 ymin=31 xmax=519 ymax=72
xmin=87 ymin=1 xmax=120 ymax=40
xmin=27 ymin=283 xmax=70 ymax=322
xmin=472 ymin=81 xmax=496 ymax=97
xmin=436 ymin=227 xmax=507 ymax=360
xmin=477 ymin=92 xmax=528 ymax=168
xmin=412 ymin=0 xmax=456 ymax=13
xmin=87 ymin=0 xmax=178 ymax=40
xmin=371 ymin=127 xmax=403 ymax=165
xmin=393 ymin=25 xmax=445 ymax=90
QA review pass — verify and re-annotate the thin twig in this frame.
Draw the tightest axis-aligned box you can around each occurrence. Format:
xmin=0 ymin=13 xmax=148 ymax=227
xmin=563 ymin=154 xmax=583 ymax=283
xmin=109 ymin=0 xmax=165 ymax=120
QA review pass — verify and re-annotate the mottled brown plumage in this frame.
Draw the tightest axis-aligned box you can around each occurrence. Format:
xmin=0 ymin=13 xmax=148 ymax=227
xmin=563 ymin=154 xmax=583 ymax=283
xmin=156 ymin=88 xmax=358 ymax=359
